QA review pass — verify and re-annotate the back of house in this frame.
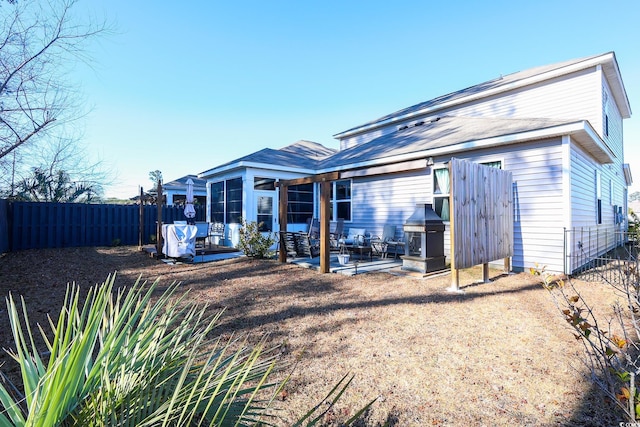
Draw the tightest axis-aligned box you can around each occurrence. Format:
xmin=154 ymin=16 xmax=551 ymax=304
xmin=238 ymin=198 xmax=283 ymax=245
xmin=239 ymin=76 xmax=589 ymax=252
xmin=328 ymin=52 xmax=631 ymax=273
xmin=199 ymin=52 xmax=632 ymax=274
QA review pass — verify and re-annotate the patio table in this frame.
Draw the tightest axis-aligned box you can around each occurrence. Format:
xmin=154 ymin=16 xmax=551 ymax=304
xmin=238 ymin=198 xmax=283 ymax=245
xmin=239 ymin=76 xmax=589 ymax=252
xmin=344 ymin=244 xmax=373 ymax=262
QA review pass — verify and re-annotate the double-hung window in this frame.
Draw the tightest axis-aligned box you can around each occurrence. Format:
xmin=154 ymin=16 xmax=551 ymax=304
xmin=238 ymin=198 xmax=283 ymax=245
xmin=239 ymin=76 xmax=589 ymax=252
xmin=331 ymin=179 xmax=351 ymax=222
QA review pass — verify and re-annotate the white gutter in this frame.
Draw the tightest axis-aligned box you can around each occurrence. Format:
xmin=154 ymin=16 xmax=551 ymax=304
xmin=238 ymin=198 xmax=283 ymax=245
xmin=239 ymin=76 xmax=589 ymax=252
xmin=334 ymin=53 xmax=619 ymax=140
xmin=319 ymin=121 xmax=615 ymax=174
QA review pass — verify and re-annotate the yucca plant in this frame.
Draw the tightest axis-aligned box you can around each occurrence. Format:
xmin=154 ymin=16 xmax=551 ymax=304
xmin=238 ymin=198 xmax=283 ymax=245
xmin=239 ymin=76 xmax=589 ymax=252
xmin=0 ymin=274 xmax=375 ymax=426
xmin=0 ymin=274 xmax=283 ymax=426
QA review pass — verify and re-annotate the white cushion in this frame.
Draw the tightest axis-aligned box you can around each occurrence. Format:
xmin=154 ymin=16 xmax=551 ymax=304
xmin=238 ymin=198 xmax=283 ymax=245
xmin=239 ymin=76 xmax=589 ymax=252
xmin=344 ymin=228 xmax=366 ymax=245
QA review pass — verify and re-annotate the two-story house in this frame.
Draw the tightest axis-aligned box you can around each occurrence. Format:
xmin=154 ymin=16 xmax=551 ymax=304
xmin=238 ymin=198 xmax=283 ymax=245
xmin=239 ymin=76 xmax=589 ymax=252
xmin=200 ymin=51 xmax=632 ymax=273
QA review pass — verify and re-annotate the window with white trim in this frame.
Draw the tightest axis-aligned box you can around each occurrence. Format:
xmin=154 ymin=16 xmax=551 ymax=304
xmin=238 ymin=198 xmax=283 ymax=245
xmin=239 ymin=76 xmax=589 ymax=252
xmin=330 ymin=180 xmax=351 ymax=221
xmin=208 ymin=178 xmax=243 ymax=224
xmin=433 ymin=168 xmax=450 ymax=221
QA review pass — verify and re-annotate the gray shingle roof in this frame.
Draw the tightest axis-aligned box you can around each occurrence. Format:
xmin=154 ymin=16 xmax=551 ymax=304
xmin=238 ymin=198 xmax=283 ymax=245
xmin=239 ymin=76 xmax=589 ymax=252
xmin=319 ymin=116 xmax=575 ymax=169
xmin=199 ymin=140 xmax=337 ymax=177
xmin=164 ymin=174 xmax=207 ymax=189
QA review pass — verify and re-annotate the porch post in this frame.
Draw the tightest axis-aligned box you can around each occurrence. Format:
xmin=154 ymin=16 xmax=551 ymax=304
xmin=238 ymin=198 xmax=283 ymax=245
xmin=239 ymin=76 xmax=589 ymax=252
xmin=278 ymin=184 xmax=288 ymax=263
xmin=320 ymin=181 xmax=331 ymax=273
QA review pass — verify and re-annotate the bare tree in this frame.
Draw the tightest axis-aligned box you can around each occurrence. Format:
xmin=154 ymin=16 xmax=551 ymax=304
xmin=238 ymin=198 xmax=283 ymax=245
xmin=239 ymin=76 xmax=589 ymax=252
xmin=6 ymin=134 xmax=114 ymax=201
xmin=0 ymin=0 xmax=107 ymax=164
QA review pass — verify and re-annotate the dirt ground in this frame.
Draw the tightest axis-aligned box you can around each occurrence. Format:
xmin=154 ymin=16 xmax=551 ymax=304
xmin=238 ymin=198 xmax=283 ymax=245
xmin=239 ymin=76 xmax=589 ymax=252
xmin=0 ymin=246 xmax=625 ymax=426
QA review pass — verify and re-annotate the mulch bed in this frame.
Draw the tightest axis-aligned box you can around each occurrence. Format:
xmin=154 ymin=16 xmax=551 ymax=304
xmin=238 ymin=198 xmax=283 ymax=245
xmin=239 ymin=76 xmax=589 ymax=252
xmin=0 ymin=246 xmax=625 ymax=426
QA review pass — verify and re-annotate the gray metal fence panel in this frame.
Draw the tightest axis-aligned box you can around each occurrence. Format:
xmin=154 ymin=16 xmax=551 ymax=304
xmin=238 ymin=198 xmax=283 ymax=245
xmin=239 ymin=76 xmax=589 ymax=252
xmin=0 ymin=199 xmax=8 ymax=254
xmin=2 ymin=200 xmax=205 ymax=251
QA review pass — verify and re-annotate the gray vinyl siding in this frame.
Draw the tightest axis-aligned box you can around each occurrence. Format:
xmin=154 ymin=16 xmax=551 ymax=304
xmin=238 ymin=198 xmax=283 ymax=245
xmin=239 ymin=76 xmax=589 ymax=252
xmin=602 ymin=79 xmax=624 ymax=159
xmin=570 ymin=141 xmax=624 ymax=230
xmin=349 ymin=171 xmax=430 ymax=240
xmin=346 ymin=139 xmax=566 ymax=272
xmin=447 ymin=69 xmax=599 ymax=124
xmin=567 ymin=140 xmax=626 ymax=273
xmin=340 ymin=68 xmax=601 ymax=150
xmin=497 ymin=141 xmax=566 ymax=273
xmin=570 ymin=143 xmax=597 ymax=227
xmin=337 ymin=63 xmax=628 ymax=274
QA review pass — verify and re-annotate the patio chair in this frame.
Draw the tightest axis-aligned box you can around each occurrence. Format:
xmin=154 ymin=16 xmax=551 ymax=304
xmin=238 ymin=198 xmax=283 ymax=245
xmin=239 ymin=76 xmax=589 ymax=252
xmin=194 ymin=222 xmax=209 ymax=250
xmin=306 ymin=218 xmax=320 ymax=239
xmin=329 ymin=219 xmax=344 ymax=250
xmin=371 ymin=225 xmax=397 ymax=258
xmin=208 ymin=222 xmax=225 ymax=247
xmin=279 ymin=231 xmax=298 ymax=258
xmin=295 ymin=231 xmax=320 ymax=258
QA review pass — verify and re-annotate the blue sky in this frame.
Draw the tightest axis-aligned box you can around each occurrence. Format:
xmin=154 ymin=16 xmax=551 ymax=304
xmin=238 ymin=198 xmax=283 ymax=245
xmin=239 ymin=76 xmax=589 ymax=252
xmin=74 ymin=0 xmax=640 ymax=198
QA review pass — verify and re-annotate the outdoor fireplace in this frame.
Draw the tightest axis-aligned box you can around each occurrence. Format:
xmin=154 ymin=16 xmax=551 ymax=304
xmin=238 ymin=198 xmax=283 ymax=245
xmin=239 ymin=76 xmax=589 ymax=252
xmin=402 ymin=203 xmax=446 ymax=273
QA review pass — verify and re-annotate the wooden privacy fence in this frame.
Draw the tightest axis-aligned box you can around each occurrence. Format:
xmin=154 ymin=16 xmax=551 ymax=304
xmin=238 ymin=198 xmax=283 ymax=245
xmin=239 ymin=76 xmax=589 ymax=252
xmin=0 ymin=200 xmax=205 ymax=252
xmin=449 ymin=158 xmax=513 ymax=289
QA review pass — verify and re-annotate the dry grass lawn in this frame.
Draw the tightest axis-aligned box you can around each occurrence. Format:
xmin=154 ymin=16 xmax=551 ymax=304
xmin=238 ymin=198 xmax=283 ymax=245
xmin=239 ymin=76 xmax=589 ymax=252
xmin=0 ymin=246 xmax=625 ymax=426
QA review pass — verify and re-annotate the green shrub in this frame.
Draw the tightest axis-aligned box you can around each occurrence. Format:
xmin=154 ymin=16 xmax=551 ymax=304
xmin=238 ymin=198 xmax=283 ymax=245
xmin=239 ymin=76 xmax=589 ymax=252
xmin=0 ymin=274 xmax=374 ymax=426
xmin=237 ymin=218 xmax=277 ymax=259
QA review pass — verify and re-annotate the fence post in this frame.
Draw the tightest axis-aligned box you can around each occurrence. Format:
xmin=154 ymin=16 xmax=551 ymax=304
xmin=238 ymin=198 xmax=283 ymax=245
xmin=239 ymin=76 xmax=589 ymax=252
xmin=156 ymin=181 xmax=163 ymax=257
xmin=138 ymin=187 xmax=144 ymax=250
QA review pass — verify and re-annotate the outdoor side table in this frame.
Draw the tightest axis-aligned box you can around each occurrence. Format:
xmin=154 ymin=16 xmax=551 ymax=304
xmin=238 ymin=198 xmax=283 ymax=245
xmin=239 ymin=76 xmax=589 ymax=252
xmin=346 ymin=245 xmax=373 ymax=262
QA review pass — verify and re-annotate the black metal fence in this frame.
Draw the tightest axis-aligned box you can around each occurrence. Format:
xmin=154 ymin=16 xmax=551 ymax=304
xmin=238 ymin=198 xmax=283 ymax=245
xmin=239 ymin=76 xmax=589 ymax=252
xmin=564 ymin=227 xmax=639 ymax=283
xmin=0 ymin=200 xmax=205 ymax=252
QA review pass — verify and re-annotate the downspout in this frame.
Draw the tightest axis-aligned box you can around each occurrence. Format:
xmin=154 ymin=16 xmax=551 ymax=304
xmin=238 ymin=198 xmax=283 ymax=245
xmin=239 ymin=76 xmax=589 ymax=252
xmin=562 ymin=135 xmax=572 ymax=274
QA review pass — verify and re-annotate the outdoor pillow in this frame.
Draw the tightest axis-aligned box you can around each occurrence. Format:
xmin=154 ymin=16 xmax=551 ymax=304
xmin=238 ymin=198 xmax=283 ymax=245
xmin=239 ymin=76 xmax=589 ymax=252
xmin=344 ymin=228 xmax=366 ymax=245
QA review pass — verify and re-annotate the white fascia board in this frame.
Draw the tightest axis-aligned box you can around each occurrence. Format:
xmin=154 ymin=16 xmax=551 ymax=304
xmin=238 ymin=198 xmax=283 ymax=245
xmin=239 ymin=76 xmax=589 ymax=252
xmin=605 ymin=54 xmax=632 ymax=118
xmin=199 ymin=161 xmax=316 ymax=179
xmin=335 ymin=54 xmax=620 ymax=140
xmin=320 ymin=121 xmax=614 ymax=174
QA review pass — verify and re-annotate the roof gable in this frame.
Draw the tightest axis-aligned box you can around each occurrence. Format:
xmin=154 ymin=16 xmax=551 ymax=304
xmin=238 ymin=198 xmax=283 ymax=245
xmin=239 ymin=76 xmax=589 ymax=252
xmin=334 ymin=52 xmax=631 ymax=139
